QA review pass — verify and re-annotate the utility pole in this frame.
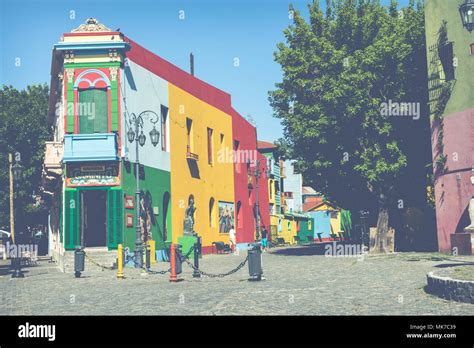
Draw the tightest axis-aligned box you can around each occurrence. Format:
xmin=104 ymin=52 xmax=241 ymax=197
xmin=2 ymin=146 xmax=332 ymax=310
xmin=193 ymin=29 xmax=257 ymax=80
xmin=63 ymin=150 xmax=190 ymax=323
xmin=9 ymin=153 xmax=15 ymax=244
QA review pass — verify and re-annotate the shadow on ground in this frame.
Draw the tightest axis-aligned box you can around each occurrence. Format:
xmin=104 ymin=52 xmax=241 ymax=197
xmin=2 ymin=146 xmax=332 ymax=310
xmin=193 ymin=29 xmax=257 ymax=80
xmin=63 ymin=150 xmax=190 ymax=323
xmin=434 ymin=261 xmax=474 ymax=268
xmin=269 ymin=243 xmax=332 ymax=256
xmin=0 ymin=260 xmax=34 ymax=276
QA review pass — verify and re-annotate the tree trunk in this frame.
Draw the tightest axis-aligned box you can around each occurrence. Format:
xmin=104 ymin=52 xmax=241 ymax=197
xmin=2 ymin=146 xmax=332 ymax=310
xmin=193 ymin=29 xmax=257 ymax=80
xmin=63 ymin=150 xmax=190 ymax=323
xmin=374 ymin=206 xmax=389 ymax=253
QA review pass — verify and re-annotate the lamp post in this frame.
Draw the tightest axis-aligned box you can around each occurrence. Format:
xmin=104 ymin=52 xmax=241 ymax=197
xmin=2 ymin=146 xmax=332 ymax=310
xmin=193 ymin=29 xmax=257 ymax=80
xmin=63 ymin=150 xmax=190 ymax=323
xmin=460 ymin=0 xmax=474 ymax=32
xmin=127 ymin=111 xmax=159 ymax=268
xmin=10 ymin=152 xmax=24 ymax=278
xmin=359 ymin=210 xmax=369 ymax=248
xmin=248 ymin=159 xmax=267 ymax=241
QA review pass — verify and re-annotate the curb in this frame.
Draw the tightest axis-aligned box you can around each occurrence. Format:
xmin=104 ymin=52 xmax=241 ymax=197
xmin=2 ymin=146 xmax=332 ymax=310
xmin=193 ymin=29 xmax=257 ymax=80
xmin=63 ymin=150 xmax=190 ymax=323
xmin=426 ymin=270 xmax=474 ymax=304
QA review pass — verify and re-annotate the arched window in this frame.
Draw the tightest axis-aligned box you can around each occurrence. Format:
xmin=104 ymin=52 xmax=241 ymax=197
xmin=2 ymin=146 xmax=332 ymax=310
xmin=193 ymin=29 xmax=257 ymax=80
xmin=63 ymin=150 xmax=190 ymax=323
xmin=209 ymin=197 xmax=215 ymax=227
xmin=75 ymin=69 xmax=110 ymax=134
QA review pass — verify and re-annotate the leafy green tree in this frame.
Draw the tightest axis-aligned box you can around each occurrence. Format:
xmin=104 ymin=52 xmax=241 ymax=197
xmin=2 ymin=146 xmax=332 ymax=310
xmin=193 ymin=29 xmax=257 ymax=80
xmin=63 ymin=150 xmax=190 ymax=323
xmin=0 ymin=84 xmax=50 ymax=241
xmin=269 ymin=0 xmax=430 ymax=252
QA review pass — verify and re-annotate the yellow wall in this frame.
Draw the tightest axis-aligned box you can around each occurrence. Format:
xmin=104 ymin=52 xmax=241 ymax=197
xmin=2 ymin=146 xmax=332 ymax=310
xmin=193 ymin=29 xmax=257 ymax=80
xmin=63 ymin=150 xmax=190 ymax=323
xmin=270 ymin=214 xmax=297 ymax=245
xmin=168 ymin=83 xmax=235 ymax=248
xmin=330 ymin=214 xmax=341 ymax=235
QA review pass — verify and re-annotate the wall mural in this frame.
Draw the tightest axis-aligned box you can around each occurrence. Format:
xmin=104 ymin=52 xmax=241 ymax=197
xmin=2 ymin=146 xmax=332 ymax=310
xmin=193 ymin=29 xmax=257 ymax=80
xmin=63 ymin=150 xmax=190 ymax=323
xmin=218 ymin=201 xmax=234 ymax=233
xmin=139 ymin=190 xmax=157 ymax=242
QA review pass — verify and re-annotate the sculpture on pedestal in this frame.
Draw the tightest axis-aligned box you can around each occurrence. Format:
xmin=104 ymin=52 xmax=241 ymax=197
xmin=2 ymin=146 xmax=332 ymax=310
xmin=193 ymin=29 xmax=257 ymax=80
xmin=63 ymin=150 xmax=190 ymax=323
xmin=184 ymin=196 xmax=196 ymax=236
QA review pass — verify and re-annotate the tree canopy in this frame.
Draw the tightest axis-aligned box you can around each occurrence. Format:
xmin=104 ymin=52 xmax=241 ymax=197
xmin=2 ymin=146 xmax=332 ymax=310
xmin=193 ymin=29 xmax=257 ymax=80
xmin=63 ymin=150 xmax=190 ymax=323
xmin=269 ymin=0 xmax=430 ymax=251
xmin=0 ymin=84 xmax=50 ymax=239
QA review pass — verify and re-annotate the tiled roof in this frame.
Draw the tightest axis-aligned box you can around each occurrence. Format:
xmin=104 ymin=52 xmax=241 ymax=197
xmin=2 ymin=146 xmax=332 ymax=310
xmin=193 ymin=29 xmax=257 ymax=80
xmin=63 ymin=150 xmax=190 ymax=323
xmin=302 ymin=198 xmax=324 ymax=212
xmin=257 ymin=140 xmax=278 ymax=150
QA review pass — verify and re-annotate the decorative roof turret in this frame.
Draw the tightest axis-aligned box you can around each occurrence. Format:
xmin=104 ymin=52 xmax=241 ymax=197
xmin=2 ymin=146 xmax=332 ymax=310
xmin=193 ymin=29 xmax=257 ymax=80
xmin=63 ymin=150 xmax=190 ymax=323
xmin=71 ymin=18 xmax=112 ymax=33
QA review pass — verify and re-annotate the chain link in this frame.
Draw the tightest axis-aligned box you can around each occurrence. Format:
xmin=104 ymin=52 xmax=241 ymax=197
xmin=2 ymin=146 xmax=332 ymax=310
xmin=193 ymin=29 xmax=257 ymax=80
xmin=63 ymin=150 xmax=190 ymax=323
xmin=180 ymin=246 xmax=195 ymax=261
xmin=143 ymin=267 xmax=170 ymax=275
xmin=182 ymin=255 xmax=249 ymax=278
xmin=84 ymin=252 xmax=115 ymax=271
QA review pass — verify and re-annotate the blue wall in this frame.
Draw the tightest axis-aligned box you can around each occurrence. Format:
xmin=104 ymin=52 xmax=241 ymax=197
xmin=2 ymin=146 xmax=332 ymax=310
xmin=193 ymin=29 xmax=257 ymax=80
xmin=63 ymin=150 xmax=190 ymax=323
xmin=308 ymin=211 xmax=331 ymax=240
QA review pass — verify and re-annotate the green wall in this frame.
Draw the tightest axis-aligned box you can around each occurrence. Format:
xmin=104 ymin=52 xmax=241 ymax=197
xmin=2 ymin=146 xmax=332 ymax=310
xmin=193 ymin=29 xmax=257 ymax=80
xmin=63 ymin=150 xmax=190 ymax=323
xmin=121 ymin=162 xmax=171 ymax=251
xmin=297 ymin=217 xmax=314 ymax=244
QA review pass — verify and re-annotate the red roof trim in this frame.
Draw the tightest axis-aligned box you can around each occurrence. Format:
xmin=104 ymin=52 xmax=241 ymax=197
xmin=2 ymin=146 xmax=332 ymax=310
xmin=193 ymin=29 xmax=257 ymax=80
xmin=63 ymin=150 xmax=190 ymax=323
xmin=123 ymin=36 xmax=233 ymax=115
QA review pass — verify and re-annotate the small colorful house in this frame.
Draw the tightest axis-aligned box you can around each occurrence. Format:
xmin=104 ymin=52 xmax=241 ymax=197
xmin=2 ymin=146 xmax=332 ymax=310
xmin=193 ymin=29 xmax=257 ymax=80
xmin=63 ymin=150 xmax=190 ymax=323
xmin=304 ymin=201 xmax=341 ymax=242
xmin=293 ymin=213 xmax=314 ymax=244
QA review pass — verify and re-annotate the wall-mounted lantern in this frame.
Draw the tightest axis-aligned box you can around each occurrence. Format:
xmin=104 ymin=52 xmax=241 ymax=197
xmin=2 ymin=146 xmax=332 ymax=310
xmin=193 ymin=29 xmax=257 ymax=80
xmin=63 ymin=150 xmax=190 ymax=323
xmin=460 ymin=0 xmax=474 ymax=32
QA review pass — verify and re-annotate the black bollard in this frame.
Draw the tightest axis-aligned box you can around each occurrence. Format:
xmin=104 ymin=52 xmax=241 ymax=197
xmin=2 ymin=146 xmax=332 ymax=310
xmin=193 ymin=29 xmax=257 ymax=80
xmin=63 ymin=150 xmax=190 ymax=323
xmin=74 ymin=246 xmax=85 ymax=278
xmin=192 ymin=242 xmax=200 ymax=278
xmin=248 ymin=243 xmax=263 ymax=281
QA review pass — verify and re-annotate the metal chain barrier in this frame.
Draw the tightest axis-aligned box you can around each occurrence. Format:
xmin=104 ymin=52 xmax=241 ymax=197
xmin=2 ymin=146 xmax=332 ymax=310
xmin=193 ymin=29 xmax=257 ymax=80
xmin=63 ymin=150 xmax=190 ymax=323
xmin=180 ymin=246 xmax=194 ymax=261
xmin=143 ymin=267 xmax=170 ymax=275
xmin=182 ymin=255 xmax=249 ymax=278
xmin=84 ymin=252 xmax=115 ymax=271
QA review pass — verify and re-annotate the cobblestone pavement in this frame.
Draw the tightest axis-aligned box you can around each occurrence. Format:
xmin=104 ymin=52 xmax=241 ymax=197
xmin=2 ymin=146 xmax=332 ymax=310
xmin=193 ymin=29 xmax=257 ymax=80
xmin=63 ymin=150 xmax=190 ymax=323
xmin=1 ymin=247 xmax=473 ymax=315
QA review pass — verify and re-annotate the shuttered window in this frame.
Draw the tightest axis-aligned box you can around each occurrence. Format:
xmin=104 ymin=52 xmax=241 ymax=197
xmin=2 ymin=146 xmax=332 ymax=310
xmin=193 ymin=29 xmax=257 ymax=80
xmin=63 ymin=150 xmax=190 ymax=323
xmin=78 ymin=88 xmax=108 ymax=133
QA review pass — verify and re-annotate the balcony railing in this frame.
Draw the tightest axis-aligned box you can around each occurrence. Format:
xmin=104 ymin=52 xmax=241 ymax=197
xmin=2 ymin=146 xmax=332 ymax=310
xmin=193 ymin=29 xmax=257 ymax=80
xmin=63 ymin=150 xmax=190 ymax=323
xmin=186 ymin=145 xmax=199 ymax=161
xmin=44 ymin=142 xmax=63 ymax=170
xmin=63 ymin=133 xmax=118 ymax=162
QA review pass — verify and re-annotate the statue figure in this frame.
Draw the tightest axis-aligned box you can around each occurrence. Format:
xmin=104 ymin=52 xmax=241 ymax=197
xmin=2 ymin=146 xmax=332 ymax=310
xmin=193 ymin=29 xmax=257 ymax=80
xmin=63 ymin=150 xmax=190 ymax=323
xmin=465 ymin=171 xmax=474 ymax=231
xmin=184 ymin=197 xmax=196 ymax=235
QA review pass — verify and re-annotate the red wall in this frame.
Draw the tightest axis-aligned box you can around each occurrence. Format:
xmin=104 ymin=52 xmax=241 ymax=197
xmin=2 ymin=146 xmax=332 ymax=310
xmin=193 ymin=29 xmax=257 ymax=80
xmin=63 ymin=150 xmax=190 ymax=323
xmin=231 ymin=108 xmax=270 ymax=244
xmin=432 ymin=108 xmax=474 ymax=252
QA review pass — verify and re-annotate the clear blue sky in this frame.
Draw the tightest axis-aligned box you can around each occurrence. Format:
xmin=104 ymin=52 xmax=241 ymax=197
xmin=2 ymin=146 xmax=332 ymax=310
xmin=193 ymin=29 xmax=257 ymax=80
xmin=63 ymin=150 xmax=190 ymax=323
xmin=0 ymin=0 xmax=410 ymax=142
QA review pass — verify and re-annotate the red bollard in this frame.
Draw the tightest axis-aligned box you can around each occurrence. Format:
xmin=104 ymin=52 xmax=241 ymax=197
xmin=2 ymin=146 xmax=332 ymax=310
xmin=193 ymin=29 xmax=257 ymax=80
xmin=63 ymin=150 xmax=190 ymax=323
xmin=169 ymin=244 xmax=182 ymax=282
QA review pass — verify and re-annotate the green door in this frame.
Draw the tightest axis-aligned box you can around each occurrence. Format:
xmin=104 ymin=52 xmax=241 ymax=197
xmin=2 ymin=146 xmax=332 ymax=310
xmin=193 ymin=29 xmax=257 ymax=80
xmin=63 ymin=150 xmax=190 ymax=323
xmin=107 ymin=189 xmax=123 ymax=249
xmin=78 ymin=88 xmax=108 ymax=133
xmin=64 ymin=190 xmax=80 ymax=250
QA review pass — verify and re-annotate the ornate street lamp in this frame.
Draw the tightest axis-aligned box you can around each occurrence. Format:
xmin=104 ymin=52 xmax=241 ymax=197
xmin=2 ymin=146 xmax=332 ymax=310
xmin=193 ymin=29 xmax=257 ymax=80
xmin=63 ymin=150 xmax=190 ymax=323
xmin=460 ymin=0 xmax=474 ymax=32
xmin=126 ymin=109 xmax=160 ymax=268
xmin=10 ymin=154 xmax=24 ymax=278
xmin=127 ymin=125 xmax=135 ymax=143
xmin=149 ymin=126 xmax=160 ymax=147
xmin=127 ymin=112 xmax=146 ymax=268
xmin=144 ymin=110 xmax=160 ymax=147
xmin=248 ymin=159 xmax=268 ymax=241
xmin=138 ymin=130 xmax=146 ymax=147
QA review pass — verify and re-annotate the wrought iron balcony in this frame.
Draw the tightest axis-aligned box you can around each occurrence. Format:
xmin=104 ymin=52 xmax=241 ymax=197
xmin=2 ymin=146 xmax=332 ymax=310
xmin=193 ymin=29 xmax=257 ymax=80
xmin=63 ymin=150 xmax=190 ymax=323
xmin=186 ymin=145 xmax=199 ymax=161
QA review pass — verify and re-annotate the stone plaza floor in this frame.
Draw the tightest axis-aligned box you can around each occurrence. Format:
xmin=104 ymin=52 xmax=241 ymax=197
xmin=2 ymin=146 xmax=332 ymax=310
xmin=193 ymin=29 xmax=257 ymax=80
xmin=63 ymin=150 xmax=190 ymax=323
xmin=1 ymin=246 xmax=473 ymax=315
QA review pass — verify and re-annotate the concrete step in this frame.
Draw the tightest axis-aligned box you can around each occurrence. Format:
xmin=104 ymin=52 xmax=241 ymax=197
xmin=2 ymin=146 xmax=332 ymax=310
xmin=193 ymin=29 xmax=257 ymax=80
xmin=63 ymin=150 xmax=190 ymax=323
xmin=61 ymin=250 xmax=118 ymax=273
